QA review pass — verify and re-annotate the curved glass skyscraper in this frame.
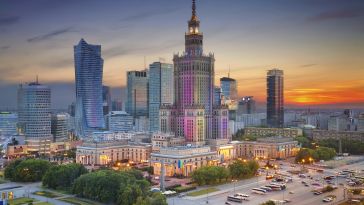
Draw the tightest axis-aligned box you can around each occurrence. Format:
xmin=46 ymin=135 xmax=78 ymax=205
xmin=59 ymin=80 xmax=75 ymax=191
xmin=74 ymin=39 xmax=105 ymax=137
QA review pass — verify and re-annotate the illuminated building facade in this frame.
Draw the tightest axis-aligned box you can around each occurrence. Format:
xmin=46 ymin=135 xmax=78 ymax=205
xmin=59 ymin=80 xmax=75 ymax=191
xmin=74 ymin=39 xmax=105 ymax=137
xmin=160 ymin=0 xmax=229 ymax=145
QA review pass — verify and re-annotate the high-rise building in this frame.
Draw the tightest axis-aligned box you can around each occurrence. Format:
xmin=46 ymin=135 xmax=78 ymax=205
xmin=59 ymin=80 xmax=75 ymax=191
xmin=220 ymin=77 xmax=238 ymax=101
xmin=18 ymin=81 xmax=51 ymax=154
xmin=106 ymin=111 xmax=133 ymax=132
xmin=358 ymin=113 xmax=364 ymax=132
xmin=74 ymin=39 xmax=105 ymax=137
xmin=148 ymin=62 xmax=174 ymax=132
xmin=112 ymin=99 xmax=123 ymax=111
xmin=102 ymin=85 xmax=112 ymax=115
xmin=214 ymin=86 xmax=223 ymax=106
xmin=160 ymin=0 xmax=229 ymax=144
xmin=126 ymin=70 xmax=149 ymax=119
xmin=267 ymin=69 xmax=284 ymax=128
xmin=51 ymin=113 xmax=68 ymax=142
xmin=0 ymin=112 xmax=18 ymax=136
xmin=237 ymin=96 xmax=256 ymax=115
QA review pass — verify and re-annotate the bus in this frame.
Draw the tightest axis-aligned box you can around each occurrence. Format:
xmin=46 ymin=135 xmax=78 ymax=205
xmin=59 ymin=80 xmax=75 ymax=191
xmin=227 ymin=195 xmax=243 ymax=203
xmin=251 ymin=188 xmax=267 ymax=194
xmin=271 ymin=183 xmax=286 ymax=190
xmin=260 ymin=186 xmax=273 ymax=192
xmin=266 ymin=185 xmax=282 ymax=191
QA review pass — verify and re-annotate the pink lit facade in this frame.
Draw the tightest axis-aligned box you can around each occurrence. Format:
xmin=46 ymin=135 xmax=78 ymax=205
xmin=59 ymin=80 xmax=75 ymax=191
xmin=160 ymin=0 xmax=229 ymax=145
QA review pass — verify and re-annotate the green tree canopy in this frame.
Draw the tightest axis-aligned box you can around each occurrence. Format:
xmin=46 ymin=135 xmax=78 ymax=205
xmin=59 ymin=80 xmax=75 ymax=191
xmin=5 ymin=159 xmax=51 ymax=182
xmin=42 ymin=163 xmax=88 ymax=189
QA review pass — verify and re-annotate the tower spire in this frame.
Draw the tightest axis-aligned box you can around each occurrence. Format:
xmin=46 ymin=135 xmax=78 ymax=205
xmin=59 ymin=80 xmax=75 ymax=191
xmin=191 ymin=0 xmax=198 ymax=21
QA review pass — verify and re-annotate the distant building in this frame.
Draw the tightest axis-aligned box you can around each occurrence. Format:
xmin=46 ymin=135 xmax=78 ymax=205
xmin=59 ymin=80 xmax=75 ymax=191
xmin=236 ymin=113 xmax=267 ymax=128
xmin=213 ymin=86 xmax=223 ymax=106
xmin=112 ymin=100 xmax=123 ymax=111
xmin=151 ymin=145 xmax=219 ymax=177
xmin=151 ymin=133 xmax=185 ymax=152
xmin=328 ymin=114 xmax=351 ymax=131
xmin=267 ymin=69 xmax=284 ymax=128
xmin=233 ymin=136 xmax=300 ymax=159
xmin=51 ymin=114 xmax=68 ymax=142
xmin=0 ymin=112 xmax=18 ymax=136
xmin=18 ymin=81 xmax=52 ymax=154
xmin=134 ymin=116 xmax=149 ymax=132
xmin=74 ymin=39 xmax=105 ymax=137
xmin=244 ymin=127 xmax=302 ymax=138
xmin=102 ymin=85 xmax=112 ymax=115
xmin=126 ymin=70 xmax=149 ymax=119
xmin=220 ymin=77 xmax=238 ymax=101
xmin=237 ymin=96 xmax=256 ymax=114
xmin=107 ymin=111 xmax=133 ymax=132
xmin=148 ymin=62 xmax=174 ymax=132
xmin=358 ymin=114 xmax=364 ymax=132
xmin=312 ymin=130 xmax=364 ymax=142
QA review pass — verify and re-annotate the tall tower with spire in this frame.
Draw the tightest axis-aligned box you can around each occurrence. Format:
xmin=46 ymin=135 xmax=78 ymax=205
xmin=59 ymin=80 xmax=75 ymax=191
xmin=160 ymin=0 xmax=229 ymax=144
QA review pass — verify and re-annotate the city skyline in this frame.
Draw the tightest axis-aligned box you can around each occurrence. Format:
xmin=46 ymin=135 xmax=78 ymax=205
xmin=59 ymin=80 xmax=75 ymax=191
xmin=0 ymin=0 xmax=364 ymax=109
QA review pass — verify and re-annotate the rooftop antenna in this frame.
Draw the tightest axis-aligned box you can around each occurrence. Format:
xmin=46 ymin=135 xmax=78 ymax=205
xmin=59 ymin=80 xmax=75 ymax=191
xmin=36 ymin=75 xmax=39 ymax=84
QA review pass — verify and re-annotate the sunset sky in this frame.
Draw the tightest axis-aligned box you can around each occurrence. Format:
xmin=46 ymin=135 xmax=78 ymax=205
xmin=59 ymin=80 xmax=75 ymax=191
xmin=0 ymin=0 xmax=363 ymax=109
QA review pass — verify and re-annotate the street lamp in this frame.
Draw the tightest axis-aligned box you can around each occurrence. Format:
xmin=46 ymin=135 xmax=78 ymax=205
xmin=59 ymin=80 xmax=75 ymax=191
xmin=232 ymin=179 xmax=238 ymax=194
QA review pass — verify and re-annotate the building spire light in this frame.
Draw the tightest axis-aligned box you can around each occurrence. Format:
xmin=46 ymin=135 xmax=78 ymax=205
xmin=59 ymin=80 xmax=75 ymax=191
xmin=191 ymin=0 xmax=198 ymax=21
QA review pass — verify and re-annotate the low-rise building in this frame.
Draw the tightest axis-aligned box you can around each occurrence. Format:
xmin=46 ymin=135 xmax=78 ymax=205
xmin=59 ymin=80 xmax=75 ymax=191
xmin=106 ymin=111 xmax=133 ymax=132
xmin=76 ymin=140 xmax=152 ymax=165
xmin=151 ymin=133 xmax=185 ymax=152
xmin=233 ymin=136 xmax=300 ymax=159
xmin=244 ymin=127 xmax=302 ymax=138
xmin=312 ymin=130 xmax=364 ymax=142
xmin=151 ymin=145 xmax=219 ymax=177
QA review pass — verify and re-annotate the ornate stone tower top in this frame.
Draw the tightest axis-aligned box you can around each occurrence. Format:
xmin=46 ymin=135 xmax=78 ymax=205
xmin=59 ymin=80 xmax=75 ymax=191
xmin=185 ymin=0 xmax=203 ymax=56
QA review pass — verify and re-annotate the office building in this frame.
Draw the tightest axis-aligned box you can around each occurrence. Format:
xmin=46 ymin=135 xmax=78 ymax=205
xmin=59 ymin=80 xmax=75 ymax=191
xmin=112 ymin=100 xmax=123 ymax=111
xmin=102 ymin=85 xmax=112 ymax=115
xmin=312 ymin=130 xmax=364 ymax=142
xmin=74 ymin=39 xmax=105 ymax=137
xmin=159 ymin=0 xmax=229 ymax=144
xmin=236 ymin=113 xmax=266 ymax=128
xmin=0 ymin=112 xmax=18 ymax=136
xmin=151 ymin=133 xmax=185 ymax=152
xmin=148 ymin=62 xmax=174 ymax=132
xmin=51 ymin=113 xmax=68 ymax=142
xmin=213 ymin=86 xmax=223 ymax=106
xmin=126 ymin=70 xmax=149 ymax=119
xmin=17 ymin=80 xmax=52 ymax=154
xmin=107 ymin=111 xmax=133 ymax=132
xmin=358 ymin=113 xmax=364 ymax=132
xmin=237 ymin=96 xmax=256 ymax=115
xmin=244 ymin=127 xmax=302 ymax=138
xmin=220 ymin=76 xmax=238 ymax=101
xmin=267 ymin=69 xmax=284 ymax=128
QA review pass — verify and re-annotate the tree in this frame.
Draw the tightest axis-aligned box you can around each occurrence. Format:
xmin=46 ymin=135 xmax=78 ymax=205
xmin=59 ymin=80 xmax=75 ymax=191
xmin=261 ymin=200 xmax=275 ymax=205
xmin=42 ymin=163 xmax=88 ymax=189
xmin=294 ymin=136 xmax=312 ymax=148
xmin=5 ymin=159 xmax=51 ymax=182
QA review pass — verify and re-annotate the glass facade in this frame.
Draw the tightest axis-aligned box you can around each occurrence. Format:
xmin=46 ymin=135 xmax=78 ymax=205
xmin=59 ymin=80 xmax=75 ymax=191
xmin=0 ymin=112 xmax=18 ymax=136
xmin=148 ymin=62 xmax=174 ymax=132
xmin=220 ymin=77 xmax=238 ymax=101
xmin=17 ymin=82 xmax=52 ymax=153
xmin=126 ymin=70 xmax=149 ymax=119
xmin=74 ymin=39 xmax=105 ymax=137
xmin=267 ymin=69 xmax=284 ymax=128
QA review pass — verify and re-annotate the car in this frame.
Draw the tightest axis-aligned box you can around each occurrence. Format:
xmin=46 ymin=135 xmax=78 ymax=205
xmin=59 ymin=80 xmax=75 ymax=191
xmin=289 ymin=191 xmax=294 ymax=194
xmin=312 ymin=182 xmax=321 ymax=186
xmin=225 ymin=202 xmax=232 ymax=205
xmin=301 ymin=181 xmax=307 ymax=184
xmin=304 ymin=184 xmax=309 ymax=187
xmin=314 ymin=191 xmax=323 ymax=195
xmin=299 ymin=174 xmax=306 ymax=178
xmin=283 ymin=199 xmax=292 ymax=203
xmin=323 ymin=197 xmax=333 ymax=202
xmin=178 ymin=193 xmax=186 ymax=198
xmin=235 ymin=193 xmax=249 ymax=197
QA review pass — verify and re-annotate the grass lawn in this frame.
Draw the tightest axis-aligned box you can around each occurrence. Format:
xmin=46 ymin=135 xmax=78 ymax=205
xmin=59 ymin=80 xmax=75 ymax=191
xmin=33 ymin=190 xmax=62 ymax=198
xmin=59 ymin=197 xmax=101 ymax=205
xmin=36 ymin=203 xmax=53 ymax=205
xmin=187 ymin=187 xmax=219 ymax=197
xmin=8 ymin=197 xmax=38 ymax=205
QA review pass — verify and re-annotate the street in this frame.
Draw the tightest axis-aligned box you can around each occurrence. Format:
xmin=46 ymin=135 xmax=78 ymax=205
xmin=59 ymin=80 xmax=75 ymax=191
xmin=168 ymin=160 xmax=364 ymax=205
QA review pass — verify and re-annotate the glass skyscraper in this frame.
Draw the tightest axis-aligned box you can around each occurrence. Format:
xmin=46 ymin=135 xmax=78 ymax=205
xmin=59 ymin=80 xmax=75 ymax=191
xmin=0 ymin=112 xmax=18 ymax=136
xmin=17 ymin=81 xmax=52 ymax=154
xmin=126 ymin=70 xmax=149 ymax=120
xmin=220 ymin=77 xmax=238 ymax=101
xmin=148 ymin=62 xmax=174 ymax=132
xmin=267 ymin=69 xmax=284 ymax=128
xmin=74 ymin=39 xmax=105 ymax=137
